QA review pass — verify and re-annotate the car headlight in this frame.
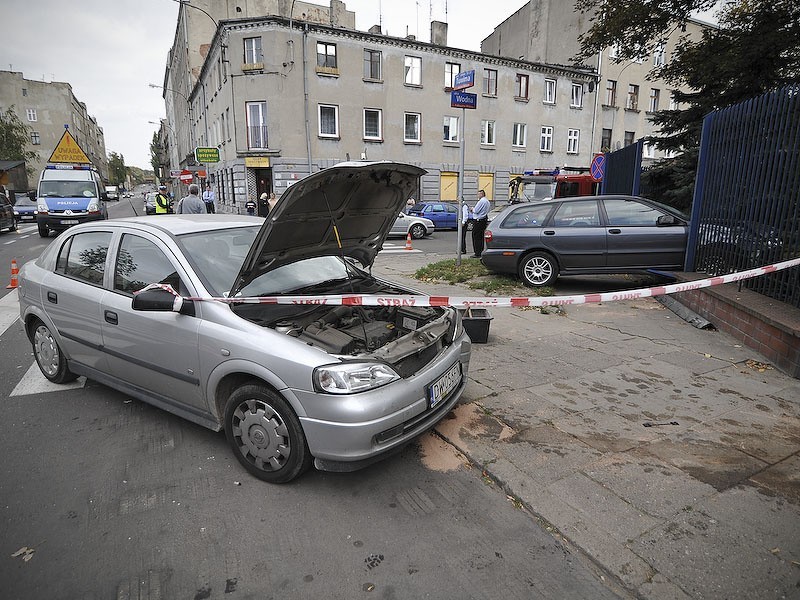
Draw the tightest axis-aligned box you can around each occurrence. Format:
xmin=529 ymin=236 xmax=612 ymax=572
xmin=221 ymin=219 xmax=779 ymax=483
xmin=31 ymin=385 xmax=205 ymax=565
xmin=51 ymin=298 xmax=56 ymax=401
xmin=313 ymin=362 xmax=400 ymax=394
xmin=87 ymin=200 xmax=99 ymax=212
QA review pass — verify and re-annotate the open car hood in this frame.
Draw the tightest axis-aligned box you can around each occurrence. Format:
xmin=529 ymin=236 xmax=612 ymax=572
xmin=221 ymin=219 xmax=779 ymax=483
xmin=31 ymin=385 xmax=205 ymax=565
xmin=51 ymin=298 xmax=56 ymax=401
xmin=230 ymin=162 xmax=425 ymax=297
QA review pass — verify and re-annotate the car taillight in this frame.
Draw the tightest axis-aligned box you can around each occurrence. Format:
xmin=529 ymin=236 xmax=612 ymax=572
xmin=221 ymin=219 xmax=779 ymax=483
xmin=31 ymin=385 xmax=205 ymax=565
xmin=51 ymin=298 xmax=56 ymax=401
xmin=484 ymin=230 xmax=493 ymax=242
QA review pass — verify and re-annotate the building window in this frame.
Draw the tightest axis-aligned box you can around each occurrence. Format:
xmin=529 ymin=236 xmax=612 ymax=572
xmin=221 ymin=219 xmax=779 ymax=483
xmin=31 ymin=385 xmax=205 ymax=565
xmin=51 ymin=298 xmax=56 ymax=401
xmin=318 ymin=104 xmax=339 ymax=138
xmin=649 ymin=88 xmax=660 ymax=112
xmin=669 ymin=92 xmax=680 ymax=110
xmin=515 ymin=74 xmax=529 ymax=100
xmin=363 ymin=108 xmax=382 ymax=140
xmin=626 ymin=84 xmax=639 ymax=110
xmin=246 ymin=101 xmax=268 ymax=149
xmin=22 ymin=88 xmax=27 ymax=97
xmin=567 ymin=129 xmax=580 ymax=154
xmin=244 ymin=37 xmax=263 ymax=64
xmin=26 ymin=108 xmax=37 ymax=122
xmin=444 ymin=62 xmax=461 ymax=89
xmin=483 ymin=68 xmax=497 ymax=96
xmin=653 ymin=43 xmax=666 ymax=67
xmin=540 ymin=126 xmax=553 ymax=152
xmin=404 ymin=112 xmax=421 ymax=142
xmin=624 ymin=131 xmax=635 ymax=147
xmin=225 ymin=107 xmax=231 ymax=140
xmin=443 ymin=116 xmax=459 ymax=142
xmin=219 ymin=113 xmax=225 ymax=144
xmin=404 ymin=56 xmax=421 ymax=86
xmin=643 ymin=141 xmax=655 ymax=158
xmin=512 ymin=123 xmax=527 ymax=148
xmin=363 ymin=49 xmax=382 ymax=80
xmin=544 ymin=78 xmax=556 ymax=104
xmin=571 ymin=83 xmax=583 ymax=108
xmin=601 ymin=128 xmax=612 ymax=151
xmin=316 ymin=42 xmax=337 ymax=69
xmin=605 ymin=80 xmax=617 ymax=106
xmin=31 ymin=131 xmax=41 ymax=145
xmin=608 ymin=44 xmax=620 ymax=59
xmin=481 ymin=120 xmax=495 ymax=145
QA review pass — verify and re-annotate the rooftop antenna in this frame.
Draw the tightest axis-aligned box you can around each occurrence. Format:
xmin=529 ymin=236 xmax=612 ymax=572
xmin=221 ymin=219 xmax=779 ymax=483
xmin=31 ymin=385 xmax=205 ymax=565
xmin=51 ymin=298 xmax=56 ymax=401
xmin=379 ymin=0 xmax=382 ymax=30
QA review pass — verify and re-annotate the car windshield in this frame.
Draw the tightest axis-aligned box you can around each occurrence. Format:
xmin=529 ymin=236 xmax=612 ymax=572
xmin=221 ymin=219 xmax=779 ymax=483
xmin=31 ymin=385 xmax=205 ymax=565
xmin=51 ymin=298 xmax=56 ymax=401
xmin=238 ymin=255 xmax=366 ymax=298
xmin=14 ymin=196 xmax=37 ymax=206
xmin=177 ymin=226 xmax=260 ymax=296
xmin=40 ymin=181 xmax=97 ymax=198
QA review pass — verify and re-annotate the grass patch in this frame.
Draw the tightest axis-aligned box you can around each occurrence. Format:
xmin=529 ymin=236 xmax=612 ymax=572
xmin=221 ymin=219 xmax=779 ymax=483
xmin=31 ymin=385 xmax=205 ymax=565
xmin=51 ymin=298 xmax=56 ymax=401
xmin=413 ymin=258 xmax=553 ymax=296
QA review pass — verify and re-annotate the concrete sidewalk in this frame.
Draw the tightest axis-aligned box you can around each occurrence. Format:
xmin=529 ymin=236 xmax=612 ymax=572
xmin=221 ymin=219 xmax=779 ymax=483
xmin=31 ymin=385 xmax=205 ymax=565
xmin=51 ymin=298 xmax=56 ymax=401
xmin=374 ymin=252 xmax=800 ymax=600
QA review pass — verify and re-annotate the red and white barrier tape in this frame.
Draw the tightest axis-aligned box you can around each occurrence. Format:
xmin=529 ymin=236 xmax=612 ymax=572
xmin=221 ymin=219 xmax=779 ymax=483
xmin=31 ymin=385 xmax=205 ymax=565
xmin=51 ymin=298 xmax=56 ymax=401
xmin=140 ymin=256 xmax=800 ymax=308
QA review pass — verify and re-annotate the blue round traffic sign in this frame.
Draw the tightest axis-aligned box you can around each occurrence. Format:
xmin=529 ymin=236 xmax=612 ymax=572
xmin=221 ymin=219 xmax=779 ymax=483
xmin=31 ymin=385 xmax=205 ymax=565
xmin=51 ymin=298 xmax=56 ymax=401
xmin=590 ymin=154 xmax=605 ymax=182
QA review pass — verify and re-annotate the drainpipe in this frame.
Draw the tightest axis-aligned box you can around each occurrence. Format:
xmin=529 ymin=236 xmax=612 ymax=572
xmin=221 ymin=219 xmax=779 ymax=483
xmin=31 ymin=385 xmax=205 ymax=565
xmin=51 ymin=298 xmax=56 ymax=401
xmin=302 ymin=22 xmax=312 ymax=176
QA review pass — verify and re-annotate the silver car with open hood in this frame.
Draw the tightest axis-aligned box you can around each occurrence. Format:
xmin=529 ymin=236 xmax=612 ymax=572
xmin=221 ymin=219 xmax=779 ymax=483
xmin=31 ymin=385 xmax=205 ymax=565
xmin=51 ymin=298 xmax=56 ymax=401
xmin=17 ymin=162 xmax=472 ymax=483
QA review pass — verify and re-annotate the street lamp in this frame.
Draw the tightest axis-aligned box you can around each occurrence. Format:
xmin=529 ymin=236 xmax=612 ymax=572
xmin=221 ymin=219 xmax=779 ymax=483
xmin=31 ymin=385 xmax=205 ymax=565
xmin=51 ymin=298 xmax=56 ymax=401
xmin=171 ymin=0 xmax=218 ymax=27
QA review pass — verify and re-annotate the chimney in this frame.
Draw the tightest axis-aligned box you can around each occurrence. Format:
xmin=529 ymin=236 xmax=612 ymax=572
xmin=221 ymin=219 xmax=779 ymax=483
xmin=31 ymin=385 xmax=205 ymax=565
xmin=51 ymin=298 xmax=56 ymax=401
xmin=430 ymin=21 xmax=447 ymax=46
xmin=368 ymin=25 xmax=382 ymax=35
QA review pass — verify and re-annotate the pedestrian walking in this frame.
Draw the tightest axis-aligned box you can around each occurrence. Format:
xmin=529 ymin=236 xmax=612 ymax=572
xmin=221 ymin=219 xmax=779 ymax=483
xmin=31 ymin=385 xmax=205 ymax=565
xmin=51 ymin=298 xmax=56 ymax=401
xmin=202 ymin=183 xmax=216 ymax=213
xmin=268 ymin=192 xmax=278 ymax=212
xmin=471 ymin=190 xmax=491 ymax=257
xmin=175 ymin=184 xmax=207 ymax=214
xmin=246 ymin=196 xmax=257 ymax=216
xmin=406 ymin=197 xmax=416 ymax=212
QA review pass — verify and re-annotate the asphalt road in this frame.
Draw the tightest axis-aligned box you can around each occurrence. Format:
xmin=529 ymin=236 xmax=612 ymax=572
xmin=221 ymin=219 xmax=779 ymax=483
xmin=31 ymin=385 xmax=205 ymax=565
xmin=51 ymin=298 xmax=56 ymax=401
xmin=0 ymin=202 xmax=627 ymax=600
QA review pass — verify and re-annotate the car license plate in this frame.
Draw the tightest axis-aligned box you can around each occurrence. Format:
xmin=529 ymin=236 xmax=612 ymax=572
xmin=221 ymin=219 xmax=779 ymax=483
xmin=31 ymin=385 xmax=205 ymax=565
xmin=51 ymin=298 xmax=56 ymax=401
xmin=428 ymin=362 xmax=461 ymax=409
xmin=21 ymin=216 xmax=34 ymax=221
xmin=61 ymin=220 xmax=79 ymax=225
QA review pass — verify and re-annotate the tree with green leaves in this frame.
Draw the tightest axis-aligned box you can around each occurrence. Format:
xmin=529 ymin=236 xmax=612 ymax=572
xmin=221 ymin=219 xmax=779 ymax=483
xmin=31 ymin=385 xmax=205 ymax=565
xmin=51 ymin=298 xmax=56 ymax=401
xmin=150 ymin=132 xmax=161 ymax=179
xmin=0 ymin=106 xmax=40 ymax=175
xmin=107 ymin=151 xmax=126 ymax=186
xmin=575 ymin=0 xmax=800 ymax=210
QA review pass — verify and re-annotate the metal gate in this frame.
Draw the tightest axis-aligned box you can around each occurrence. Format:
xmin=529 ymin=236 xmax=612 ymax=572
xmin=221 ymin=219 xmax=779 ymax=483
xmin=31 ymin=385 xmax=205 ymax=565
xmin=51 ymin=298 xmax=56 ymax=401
xmin=686 ymin=85 xmax=800 ymax=308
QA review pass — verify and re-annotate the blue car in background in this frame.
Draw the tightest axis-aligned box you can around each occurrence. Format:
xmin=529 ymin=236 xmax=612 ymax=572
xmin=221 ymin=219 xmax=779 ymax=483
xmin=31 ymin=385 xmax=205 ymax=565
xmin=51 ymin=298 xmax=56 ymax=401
xmin=12 ymin=192 xmax=38 ymax=224
xmin=407 ymin=201 xmax=459 ymax=230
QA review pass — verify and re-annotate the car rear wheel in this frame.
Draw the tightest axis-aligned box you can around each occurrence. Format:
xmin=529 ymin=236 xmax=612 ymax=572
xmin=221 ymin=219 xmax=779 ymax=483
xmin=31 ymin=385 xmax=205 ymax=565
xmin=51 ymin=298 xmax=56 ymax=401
xmin=224 ymin=384 xmax=312 ymax=484
xmin=38 ymin=223 xmax=49 ymax=238
xmin=519 ymin=252 xmax=558 ymax=287
xmin=410 ymin=223 xmax=426 ymax=239
xmin=32 ymin=319 xmax=78 ymax=383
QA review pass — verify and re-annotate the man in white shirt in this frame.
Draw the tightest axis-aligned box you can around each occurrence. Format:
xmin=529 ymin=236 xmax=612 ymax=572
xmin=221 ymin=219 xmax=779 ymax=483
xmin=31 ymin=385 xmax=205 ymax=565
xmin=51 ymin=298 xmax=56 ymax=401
xmin=202 ymin=184 xmax=216 ymax=213
xmin=461 ymin=203 xmax=473 ymax=254
xmin=471 ymin=190 xmax=491 ymax=257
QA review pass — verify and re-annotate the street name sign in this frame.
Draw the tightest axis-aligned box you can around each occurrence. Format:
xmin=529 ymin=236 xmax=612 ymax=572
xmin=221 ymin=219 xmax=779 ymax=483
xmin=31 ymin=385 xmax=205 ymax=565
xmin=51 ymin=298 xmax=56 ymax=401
xmin=453 ymin=70 xmax=475 ymax=91
xmin=194 ymin=147 xmax=220 ymax=163
xmin=451 ymin=90 xmax=477 ymax=109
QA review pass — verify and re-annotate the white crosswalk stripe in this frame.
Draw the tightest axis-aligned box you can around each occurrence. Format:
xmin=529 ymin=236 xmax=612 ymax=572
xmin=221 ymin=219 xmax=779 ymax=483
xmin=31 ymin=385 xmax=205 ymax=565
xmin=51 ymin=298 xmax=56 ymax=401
xmin=2 ymin=289 xmax=86 ymax=395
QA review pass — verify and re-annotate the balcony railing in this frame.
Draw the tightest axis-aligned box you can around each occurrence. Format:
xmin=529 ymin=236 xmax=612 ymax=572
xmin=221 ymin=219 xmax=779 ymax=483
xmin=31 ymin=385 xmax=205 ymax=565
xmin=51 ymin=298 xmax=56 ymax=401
xmin=247 ymin=126 xmax=268 ymax=150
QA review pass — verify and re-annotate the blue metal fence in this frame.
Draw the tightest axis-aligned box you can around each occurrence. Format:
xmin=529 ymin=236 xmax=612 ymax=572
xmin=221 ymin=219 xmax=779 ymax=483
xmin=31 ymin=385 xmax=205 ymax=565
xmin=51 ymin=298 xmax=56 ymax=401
xmin=601 ymin=140 xmax=642 ymax=195
xmin=687 ymin=85 xmax=800 ymax=308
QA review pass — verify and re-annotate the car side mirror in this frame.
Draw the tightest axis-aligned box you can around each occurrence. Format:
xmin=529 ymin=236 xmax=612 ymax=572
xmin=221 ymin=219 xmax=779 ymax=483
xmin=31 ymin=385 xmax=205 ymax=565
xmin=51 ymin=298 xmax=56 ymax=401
xmin=101 ymin=192 xmax=109 ymax=201
xmin=657 ymin=214 xmax=679 ymax=226
xmin=132 ymin=288 xmax=195 ymax=316
xmin=28 ymin=191 xmax=36 ymax=200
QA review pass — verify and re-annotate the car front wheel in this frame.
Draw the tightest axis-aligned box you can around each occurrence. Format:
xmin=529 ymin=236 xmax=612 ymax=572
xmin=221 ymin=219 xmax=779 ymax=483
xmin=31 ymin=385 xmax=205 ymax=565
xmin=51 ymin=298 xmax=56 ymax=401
xmin=224 ymin=384 xmax=312 ymax=484
xmin=519 ymin=252 xmax=558 ymax=287
xmin=410 ymin=223 xmax=426 ymax=239
xmin=32 ymin=319 xmax=78 ymax=383
xmin=38 ymin=223 xmax=49 ymax=237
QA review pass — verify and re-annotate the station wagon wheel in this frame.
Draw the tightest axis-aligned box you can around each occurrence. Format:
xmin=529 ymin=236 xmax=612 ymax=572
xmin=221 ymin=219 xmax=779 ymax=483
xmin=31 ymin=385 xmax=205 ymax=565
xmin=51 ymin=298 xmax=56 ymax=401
xmin=224 ymin=384 xmax=312 ymax=484
xmin=31 ymin=319 xmax=78 ymax=383
xmin=519 ymin=252 xmax=558 ymax=287
xmin=410 ymin=223 xmax=426 ymax=239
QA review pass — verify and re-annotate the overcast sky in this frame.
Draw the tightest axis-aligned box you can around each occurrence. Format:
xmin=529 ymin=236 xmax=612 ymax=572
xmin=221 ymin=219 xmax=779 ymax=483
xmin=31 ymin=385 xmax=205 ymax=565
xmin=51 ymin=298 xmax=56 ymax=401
xmin=4 ymin=1 xmax=718 ymax=169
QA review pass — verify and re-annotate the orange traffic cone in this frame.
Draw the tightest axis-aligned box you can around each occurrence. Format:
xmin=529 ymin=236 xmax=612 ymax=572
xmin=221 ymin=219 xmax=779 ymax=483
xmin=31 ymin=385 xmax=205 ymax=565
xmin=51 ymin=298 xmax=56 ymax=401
xmin=7 ymin=259 xmax=19 ymax=289
xmin=404 ymin=231 xmax=413 ymax=250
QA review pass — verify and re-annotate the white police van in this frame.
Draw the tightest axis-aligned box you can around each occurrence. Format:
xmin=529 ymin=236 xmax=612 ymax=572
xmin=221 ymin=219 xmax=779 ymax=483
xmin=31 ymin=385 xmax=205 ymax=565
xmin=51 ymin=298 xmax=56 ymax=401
xmin=36 ymin=165 xmax=108 ymax=237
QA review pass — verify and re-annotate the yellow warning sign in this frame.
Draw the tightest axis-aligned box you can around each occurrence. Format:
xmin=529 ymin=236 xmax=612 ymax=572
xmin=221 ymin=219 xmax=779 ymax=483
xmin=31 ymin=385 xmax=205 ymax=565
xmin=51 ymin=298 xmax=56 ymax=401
xmin=48 ymin=129 xmax=92 ymax=164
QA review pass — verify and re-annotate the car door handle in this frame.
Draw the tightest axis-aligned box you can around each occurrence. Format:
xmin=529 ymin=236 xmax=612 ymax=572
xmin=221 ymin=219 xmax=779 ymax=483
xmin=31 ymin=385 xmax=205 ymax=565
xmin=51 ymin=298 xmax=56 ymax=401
xmin=104 ymin=310 xmax=118 ymax=325
xmin=47 ymin=291 xmax=57 ymax=304
xmin=543 ymin=230 xmax=555 ymax=235
xmin=608 ymin=229 xmax=622 ymax=234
